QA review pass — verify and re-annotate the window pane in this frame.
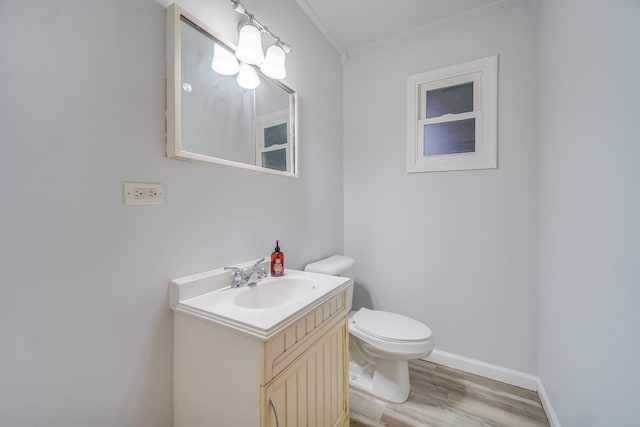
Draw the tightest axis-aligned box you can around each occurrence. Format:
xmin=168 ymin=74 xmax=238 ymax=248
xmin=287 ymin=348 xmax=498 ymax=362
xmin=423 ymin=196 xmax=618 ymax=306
xmin=426 ymin=82 xmax=473 ymax=118
xmin=424 ymin=119 xmax=475 ymax=156
xmin=264 ymin=123 xmax=287 ymax=148
xmin=262 ymin=148 xmax=287 ymax=171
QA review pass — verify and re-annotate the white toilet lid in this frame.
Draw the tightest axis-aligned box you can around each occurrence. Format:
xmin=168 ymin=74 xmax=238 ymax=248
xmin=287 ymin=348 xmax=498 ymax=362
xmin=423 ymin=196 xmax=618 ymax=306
xmin=352 ymin=308 xmax=432 ymax=342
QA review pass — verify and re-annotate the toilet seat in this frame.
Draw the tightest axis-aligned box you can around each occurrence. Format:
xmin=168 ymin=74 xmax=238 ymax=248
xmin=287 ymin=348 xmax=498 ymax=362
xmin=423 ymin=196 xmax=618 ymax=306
xmin=348 ymin=308 xmax=433 ymax=360
xmin=352 ymin=308 xmax=432 ymax=343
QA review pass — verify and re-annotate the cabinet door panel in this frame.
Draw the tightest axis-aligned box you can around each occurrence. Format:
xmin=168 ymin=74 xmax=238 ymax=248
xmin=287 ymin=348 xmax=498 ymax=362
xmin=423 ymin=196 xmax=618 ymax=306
xmin=306 ymin=352 xmax=317 ymax=427
xmin=264 ymin=320 xmax=347 ymax=427
xmin=323 ymin=338 xmax=331 ymax=423
xmin=297 ymin=360 xmax=308 ymax=425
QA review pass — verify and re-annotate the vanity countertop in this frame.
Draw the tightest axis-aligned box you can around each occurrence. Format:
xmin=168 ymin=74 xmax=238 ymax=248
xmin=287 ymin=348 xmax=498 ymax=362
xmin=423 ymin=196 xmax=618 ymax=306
xmin=169 ymin=266 xmax=352 ymax=340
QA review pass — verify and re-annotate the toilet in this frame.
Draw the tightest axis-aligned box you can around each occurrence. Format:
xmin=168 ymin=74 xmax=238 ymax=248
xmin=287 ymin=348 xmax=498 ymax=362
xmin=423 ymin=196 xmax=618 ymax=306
xmin=304 ymin=255 xmax=433 ymax=403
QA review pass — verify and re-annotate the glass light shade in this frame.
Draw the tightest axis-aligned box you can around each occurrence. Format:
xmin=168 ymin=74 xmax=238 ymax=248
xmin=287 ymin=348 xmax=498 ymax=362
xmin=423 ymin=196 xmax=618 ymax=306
xmin=237 ymin=62 xmax=260 ymax=89
xmin=235 ymin=24 xmax=264 ymax=65
xmin=260 ymin=44 xmax=286 ymax=79
xmin=211 ymin=43 xmax=240 ymax=76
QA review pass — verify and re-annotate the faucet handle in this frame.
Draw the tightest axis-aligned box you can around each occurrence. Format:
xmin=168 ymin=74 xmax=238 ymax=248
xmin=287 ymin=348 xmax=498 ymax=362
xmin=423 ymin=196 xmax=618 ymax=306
xmin=253 ymin=258 xmax=267 ymax=279
xmin=224 ymin=266 xmax=243 ymax=286
xmin=258 ymin=266 xmax=267 ymax=279
xmin=224 ymin=266 xmax=242 ymax=274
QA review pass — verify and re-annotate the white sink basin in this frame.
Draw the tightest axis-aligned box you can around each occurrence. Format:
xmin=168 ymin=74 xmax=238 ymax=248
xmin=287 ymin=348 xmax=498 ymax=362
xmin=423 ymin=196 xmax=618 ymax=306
xmin=169 ymin=264 xmax=352 ymax=339
xmin=233 ymin=277 xmax=318 ymax=309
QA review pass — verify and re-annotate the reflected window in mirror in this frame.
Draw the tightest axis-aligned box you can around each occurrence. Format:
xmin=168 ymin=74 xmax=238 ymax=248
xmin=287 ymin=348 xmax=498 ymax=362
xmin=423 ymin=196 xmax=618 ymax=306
xmin=256 ymin=109 xmax=290 ymax=172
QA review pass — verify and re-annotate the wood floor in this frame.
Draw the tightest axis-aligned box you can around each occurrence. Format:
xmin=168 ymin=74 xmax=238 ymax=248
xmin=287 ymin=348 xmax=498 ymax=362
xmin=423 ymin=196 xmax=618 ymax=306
xmin=349 ymin=360 xmax=549 ymax=427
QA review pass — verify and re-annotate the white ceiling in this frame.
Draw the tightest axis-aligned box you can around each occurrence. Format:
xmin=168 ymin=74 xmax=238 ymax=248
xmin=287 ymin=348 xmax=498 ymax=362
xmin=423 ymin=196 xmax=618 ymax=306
xmin=295 ymin=0 xmax=518 ymax=54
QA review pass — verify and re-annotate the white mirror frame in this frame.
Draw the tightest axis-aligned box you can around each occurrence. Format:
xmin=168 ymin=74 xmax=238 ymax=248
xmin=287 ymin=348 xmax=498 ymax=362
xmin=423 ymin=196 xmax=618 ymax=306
xmin=166 ymin=4 xmax=299 ymax=177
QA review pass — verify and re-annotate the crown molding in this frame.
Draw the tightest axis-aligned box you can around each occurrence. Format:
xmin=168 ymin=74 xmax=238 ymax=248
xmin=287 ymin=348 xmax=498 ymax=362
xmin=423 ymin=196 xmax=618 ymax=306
xmin=294 ymin=0 xmax=344 ymax=55
xmin=349 ymin=0 xmax=523 ymax=58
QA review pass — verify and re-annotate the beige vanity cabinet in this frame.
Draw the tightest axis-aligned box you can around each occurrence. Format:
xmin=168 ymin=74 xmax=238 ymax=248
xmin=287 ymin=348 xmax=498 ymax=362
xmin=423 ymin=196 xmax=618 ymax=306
xmin=173 ymin=288 xmax=349 ymax=427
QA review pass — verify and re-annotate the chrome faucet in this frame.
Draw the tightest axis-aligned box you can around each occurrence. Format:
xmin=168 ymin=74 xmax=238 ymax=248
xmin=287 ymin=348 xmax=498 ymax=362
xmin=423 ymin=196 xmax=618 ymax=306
xmin=224 ymin=258 xmax=268 ymax=287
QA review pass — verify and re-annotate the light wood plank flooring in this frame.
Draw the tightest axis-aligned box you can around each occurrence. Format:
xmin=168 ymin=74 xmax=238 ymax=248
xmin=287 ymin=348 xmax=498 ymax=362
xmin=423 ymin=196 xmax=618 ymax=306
xmin=349 ymin=360 xmax=549 ymax=427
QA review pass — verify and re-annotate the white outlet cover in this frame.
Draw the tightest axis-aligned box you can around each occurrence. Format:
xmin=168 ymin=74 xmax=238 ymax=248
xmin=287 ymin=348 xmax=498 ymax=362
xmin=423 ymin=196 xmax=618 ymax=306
xmin=123 ymin=182 xmax=164 ymax=205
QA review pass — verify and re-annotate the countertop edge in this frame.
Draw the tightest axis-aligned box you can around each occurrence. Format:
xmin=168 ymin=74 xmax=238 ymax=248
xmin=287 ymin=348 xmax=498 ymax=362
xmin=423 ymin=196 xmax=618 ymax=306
xmin=173 ymin=278 xmax=352 ymax=341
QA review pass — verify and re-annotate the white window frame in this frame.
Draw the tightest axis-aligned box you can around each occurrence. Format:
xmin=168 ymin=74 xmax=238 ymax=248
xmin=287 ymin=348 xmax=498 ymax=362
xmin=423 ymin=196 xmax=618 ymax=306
xmin=255 ymin=109 xmax=290 ymax=172
xmin=406 ymin=55 xmax=498 ymax=173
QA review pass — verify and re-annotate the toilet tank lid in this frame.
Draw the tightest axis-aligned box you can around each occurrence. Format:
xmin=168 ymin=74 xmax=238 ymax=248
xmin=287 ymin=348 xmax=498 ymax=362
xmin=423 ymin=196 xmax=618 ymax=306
xmin=304 ymin=255 xmax=355 ymax=275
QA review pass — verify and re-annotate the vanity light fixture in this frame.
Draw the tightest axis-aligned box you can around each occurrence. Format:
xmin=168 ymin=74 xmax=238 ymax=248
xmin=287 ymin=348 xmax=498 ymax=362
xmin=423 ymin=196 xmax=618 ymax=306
xmin=261 ymin=43 xmax=286 ymax=79
xmin=211 ymin=43 xmax=240 ymax=76
xmin=209 ymin=0 xmax=291 ymax=88
xmin=235 ymin=23 xmax=264 ymax=65
xmin=237 ymin=62 xmax=260 ymax=89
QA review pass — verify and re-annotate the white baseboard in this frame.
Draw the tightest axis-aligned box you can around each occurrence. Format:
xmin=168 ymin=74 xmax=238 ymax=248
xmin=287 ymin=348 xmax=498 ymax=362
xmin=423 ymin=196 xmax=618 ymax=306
xmin=536 ymin=378 xmax=561 ymax=427
xmin=423 ymin=350 xmax=561 ymax=426
xmin=424 ymin=349 xmax=539 ymax=391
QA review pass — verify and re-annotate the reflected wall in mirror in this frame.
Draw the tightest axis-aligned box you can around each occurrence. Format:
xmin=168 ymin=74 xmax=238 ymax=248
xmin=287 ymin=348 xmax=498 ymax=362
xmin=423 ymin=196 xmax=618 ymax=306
xmin=166 ymin=4 xmax=298 ymax=176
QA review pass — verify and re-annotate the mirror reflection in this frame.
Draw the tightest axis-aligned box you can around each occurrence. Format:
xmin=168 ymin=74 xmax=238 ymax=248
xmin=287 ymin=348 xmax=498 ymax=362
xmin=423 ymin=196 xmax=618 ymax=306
xmin=167 ymin=6 xmax=297 ymax=176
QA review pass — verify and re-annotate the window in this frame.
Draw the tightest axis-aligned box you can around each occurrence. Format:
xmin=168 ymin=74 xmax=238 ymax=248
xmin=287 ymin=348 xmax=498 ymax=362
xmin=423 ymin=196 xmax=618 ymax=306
xmin=256 ymin=109 xmax=291 ymax=172
xmin=407 ymin=55 xmax=497 ymax=173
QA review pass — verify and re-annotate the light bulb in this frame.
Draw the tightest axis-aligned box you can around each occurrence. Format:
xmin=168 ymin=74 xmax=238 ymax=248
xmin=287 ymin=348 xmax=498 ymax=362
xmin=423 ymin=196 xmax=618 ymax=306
xmin=235 ymin=24 xmax=264 ymax=65
xmin=211 ymin=43 xmax=239 ymax=76
xmin=260 ymin=44 xmax=286 ymax=79
xmin=237 ymin=62 xmax=260 ymax=89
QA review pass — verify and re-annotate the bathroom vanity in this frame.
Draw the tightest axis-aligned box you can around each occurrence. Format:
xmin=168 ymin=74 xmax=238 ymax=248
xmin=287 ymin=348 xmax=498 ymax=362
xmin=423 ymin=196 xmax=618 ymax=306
xmin=170 ymin=260 xmax=351 ymax=427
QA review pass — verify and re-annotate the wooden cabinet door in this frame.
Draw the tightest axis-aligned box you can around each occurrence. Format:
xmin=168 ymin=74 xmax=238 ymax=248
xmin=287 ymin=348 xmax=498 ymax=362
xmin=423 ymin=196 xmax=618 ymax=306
xmin=263 ymin=319 xmax=348 ymax=427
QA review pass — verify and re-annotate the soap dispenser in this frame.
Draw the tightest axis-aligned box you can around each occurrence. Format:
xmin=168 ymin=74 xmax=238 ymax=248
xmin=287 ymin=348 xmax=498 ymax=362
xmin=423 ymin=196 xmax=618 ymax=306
xmin=271 ymin=240 xmax=284 ymax=277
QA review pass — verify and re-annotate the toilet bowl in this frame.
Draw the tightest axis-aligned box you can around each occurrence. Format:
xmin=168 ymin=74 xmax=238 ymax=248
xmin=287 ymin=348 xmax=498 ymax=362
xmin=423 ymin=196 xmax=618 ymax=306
xmin=304 ymin=255 xmax=433 ymax=403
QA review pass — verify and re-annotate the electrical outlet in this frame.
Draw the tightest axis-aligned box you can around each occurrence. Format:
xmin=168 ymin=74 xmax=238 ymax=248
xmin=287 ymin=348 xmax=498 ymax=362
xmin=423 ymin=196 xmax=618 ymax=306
xmin=124 ymin=182 xmax=164 ymax=205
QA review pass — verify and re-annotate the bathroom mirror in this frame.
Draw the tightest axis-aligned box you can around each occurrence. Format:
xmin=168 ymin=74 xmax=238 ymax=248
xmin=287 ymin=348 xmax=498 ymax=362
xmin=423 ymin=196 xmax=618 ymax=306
xmin=166 ymin=5 xmax=298 ymax=176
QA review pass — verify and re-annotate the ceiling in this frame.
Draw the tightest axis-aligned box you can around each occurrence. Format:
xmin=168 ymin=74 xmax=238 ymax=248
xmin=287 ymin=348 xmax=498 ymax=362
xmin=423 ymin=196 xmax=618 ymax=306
xmin=295 ymin=0 xmax=517 ymax=54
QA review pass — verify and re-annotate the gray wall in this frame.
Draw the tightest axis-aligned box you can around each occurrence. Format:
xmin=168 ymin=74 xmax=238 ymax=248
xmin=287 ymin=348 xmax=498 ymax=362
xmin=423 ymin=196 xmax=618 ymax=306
xmin=0 ymin=0 xmax=343 ymax=425
xmin=538 ymin=0 xmax=640 ymax=425
xmin=343 ymin=1 xmax=540 ymax=373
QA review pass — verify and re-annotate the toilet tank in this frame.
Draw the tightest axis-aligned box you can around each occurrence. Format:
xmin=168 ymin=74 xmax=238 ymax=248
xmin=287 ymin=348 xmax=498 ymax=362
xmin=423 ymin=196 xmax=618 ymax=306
xmin=304 ymin=255 xmax=355 ymax=310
